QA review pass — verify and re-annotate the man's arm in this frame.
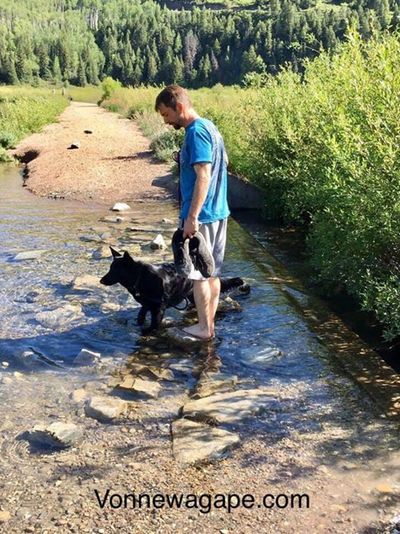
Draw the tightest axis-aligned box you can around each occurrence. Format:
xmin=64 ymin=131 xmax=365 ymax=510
xmin=183 ymin=162 xmax=211 ymax=238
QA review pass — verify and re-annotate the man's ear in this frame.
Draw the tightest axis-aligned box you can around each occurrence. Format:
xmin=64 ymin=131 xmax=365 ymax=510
xmin=176 ymin=101 xmax=183 ymax=114
xmin=110 ymin=247 xmax=122 ymax=258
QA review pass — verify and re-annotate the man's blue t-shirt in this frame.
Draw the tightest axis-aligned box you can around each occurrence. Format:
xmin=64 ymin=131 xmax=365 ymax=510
xmin=180 ymin=118 xmax=230 ymax=223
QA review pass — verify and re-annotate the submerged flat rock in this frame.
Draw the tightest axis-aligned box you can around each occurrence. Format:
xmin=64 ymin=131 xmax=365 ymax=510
xmin=73 ymin=348 xmax=101 ymax=366
xmin=116 ymin=376 xmax=161 ymax=399
xmin=182 ymin=389 xmax=274 ymax=424
xmin=28 ymin=422 xmax=83 ymax=449
xmin=84 ymin=396 xmax=127 ymax=422
xmin=172 ymin=419 xmax=240 ymax=465
xmin=14 ymin=250 xmax=47 ymax=261
xmin=193 ymin=373 xmax=238 ymax=399
xmin=35 ymin=304 xmax=83 ymax=328
xmin=72 ymin=274 xmax=102 ymax=291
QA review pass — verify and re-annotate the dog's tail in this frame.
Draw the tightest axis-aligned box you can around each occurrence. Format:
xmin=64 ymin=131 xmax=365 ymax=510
xmin=220 ymin=277 xmax=250 ymax=295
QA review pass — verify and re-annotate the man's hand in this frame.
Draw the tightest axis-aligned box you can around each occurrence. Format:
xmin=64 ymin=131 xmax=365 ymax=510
xmin=183 ymin=215 xmax=198 ymax=238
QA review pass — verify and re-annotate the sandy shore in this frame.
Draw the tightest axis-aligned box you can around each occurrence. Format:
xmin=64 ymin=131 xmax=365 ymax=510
xmin=13 ymin=102 xmax=174 ymax=204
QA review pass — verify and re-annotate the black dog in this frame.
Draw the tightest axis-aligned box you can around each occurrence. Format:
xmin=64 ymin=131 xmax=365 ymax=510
xmin=100 ymin=247 xmax=247 ymax=335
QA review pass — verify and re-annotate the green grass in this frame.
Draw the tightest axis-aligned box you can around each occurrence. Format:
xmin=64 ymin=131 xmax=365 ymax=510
xmin=0 ymin=85 xmax=68 ymax=161
xmin=67 ymin=85 xmax=103 ymax=103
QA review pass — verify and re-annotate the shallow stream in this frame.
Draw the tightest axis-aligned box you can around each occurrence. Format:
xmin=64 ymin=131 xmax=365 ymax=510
xmin=1 ymin=163 xmax=400 ymax=532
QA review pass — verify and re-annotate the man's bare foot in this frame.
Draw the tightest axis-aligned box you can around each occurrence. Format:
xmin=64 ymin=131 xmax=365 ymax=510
xmin=182 ymin=323 xmax=214 ymax=339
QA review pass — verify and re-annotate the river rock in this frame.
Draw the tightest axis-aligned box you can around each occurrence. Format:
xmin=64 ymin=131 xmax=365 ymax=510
xmin=70 ymin=389 xmax=89 ymax=403
xmin=35 ymin=303 xmax=83 ymax=328
xmin=124 ymin=244 xmax=142 ymax=257
xmin=182 ymin=389 xmax=274 ymax=424
xmin=111 ymin=202 xmax=131 ymax=212
xmin=217 ymin=296 xmax=241 ymax=313
xmin=14 ymin=250 xmax=47 ymax=261
xmin=172 ymin=419 xmax=240 ymax=465
xmin=116 ymin=376 xmax=161 ymax=399
xmin=73 ymin=348 xmax=101 ymax=366
xmin=99 ymin=232 xmax=112 ymax=241
xmin=161 ymin=218 xmax=174 ymax=225
xmin=92 ymin=246 xmax=112 ymax=260
xmin=248 ymin=346 xmax=283 ymax=365
xmin=15 ymin=350 xmax=49 ymax=369
xmin=72 ymin=274 xmax=102 ymax=291
xmin=101 ymin=302 xmax=121 ymax=313
xmin=80 ymin=234 xmax=103 ymax=243
xmin=128 ymin=226 xmax=164 ymax=233
xmin=84 ymin=396 xmax=127 ymax=422
xmin=28 ymin=422 xmax=83 ymax=449
xmin=128 ymin=362 xmax=175 ymax=381
xmin=193 ymin=373 xmax=238 ymax=399
xmin=100 ymin=216 xmax=125 ymax=223
xmin=150 ymin=234 xmax=167 ymax=250
xmin=0 ymin=511 xmax=11 ymax=523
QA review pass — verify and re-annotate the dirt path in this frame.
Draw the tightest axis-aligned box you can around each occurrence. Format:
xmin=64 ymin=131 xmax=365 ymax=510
xmin=13 ymin=102 xmax=173 ymax=204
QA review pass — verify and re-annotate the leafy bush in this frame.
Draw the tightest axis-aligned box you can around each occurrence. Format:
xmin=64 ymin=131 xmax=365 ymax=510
xmin=0 ymin=131 xmax=17 ymax=149
xmin=90 ymin=34 xmax=400 ymax=340
xmin=99 ymin=77 xmax=122 ymax=104
xmin=0 ymin=86 xmax=68 ymax=158
xmin=149 ymin=129 xmax=184 ymax=162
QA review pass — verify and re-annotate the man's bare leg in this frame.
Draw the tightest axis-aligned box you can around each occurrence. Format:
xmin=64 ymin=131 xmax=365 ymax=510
xmin=183 ymin=280 xmax=213 ymax=339
xmin=208 ymin=277 xmax=221 ymax=335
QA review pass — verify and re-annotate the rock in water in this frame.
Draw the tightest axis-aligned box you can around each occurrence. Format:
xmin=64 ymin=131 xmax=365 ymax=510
xmin=84 ymin=396 xmax=127 ymax=422
xmin=73 ymin=348 xmax=101 ymax=366
xmin=35 ymin=304 xmax=83 ymax=329
xmin=14 ymin=250 xmax=47 ymax=261
xmin=150 ymin=234 xmax=167 ymax=250
xmin=116 ymin=376 xmax=161 ymax=399
xmin=72 ymin=274 xmax=102 ymax=291
xmin=182 ymin=389 xmax=275 ymax=425
xmin=28 ymin=422 xmax=83 ymax=449
xmin=111 ymin=202 xmax=131 ymax=212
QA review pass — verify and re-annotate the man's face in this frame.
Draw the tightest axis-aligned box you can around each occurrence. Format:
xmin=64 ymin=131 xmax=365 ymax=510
xmin=158 ymin=102 xmax=183 ymax=130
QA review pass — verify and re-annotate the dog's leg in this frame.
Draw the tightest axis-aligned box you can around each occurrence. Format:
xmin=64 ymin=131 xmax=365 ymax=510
xmin=141 ymin=306 xmax=166 ymax=335
xmin=137 ymin=306 xmax=148 ymax=326
xmin=150 ymin=306 xmax=165 ymax=330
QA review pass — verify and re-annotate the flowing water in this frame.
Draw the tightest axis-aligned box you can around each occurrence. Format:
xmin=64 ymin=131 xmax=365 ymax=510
xmin=0 ymin=163 xmax=343 ymax=391
xmin=1 ymin=163 xmax=399 ymax=533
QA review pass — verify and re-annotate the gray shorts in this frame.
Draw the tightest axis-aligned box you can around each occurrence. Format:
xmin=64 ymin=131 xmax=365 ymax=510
xmin=183 ymin=218 xmax=228 ymax=281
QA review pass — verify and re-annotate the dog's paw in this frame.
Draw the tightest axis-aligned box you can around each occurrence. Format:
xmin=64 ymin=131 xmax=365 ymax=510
xmin=141 ymin=327 xmax=155 ymax=336
xmin=238 ymin=283 xmax=251 ymax=295
xmin=137 ymin=309 xmax=147 ymax=326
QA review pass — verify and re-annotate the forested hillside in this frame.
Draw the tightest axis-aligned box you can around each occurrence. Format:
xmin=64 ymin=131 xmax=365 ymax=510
xmin=0 ymin=0 xmax=397 ymax=87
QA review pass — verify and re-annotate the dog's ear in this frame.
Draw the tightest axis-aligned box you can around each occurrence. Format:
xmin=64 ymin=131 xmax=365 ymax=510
xmin=123 ymin=251 xmax=134 ymax=261
xmin=110 ymin=247 xmax=122 ymax=258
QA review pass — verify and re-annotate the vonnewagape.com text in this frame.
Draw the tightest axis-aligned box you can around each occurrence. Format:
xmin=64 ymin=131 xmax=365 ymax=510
xmin=95 ymin=489 xmax=310 ymax=513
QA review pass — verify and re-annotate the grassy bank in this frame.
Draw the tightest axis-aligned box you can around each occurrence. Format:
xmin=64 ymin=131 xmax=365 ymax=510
xmin=0 ymin=86 xmax=67 ymax=161
xmin=102 ymin=31 xmax=400 ymax=341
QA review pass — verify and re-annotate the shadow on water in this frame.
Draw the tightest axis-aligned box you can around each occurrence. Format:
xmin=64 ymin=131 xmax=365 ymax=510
xmin=234 ymin=208 xmax=400 ymax=373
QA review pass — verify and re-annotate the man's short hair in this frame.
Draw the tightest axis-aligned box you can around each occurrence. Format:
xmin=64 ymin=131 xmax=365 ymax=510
xmin=155 ymin=85 xmax=191 ymax=111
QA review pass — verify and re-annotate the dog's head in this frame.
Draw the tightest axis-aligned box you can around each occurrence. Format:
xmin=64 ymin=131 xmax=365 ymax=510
xmin=100 ymin=247 xmax=139 ymax=287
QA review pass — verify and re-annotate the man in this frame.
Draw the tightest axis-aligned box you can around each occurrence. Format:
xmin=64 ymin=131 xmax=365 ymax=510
xmin=155 ymin=85 xmax=230 ymax=340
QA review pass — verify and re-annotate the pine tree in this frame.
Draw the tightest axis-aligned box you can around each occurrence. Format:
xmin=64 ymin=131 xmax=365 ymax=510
xmin=52 ymin=56 xmax=62 ymax=82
